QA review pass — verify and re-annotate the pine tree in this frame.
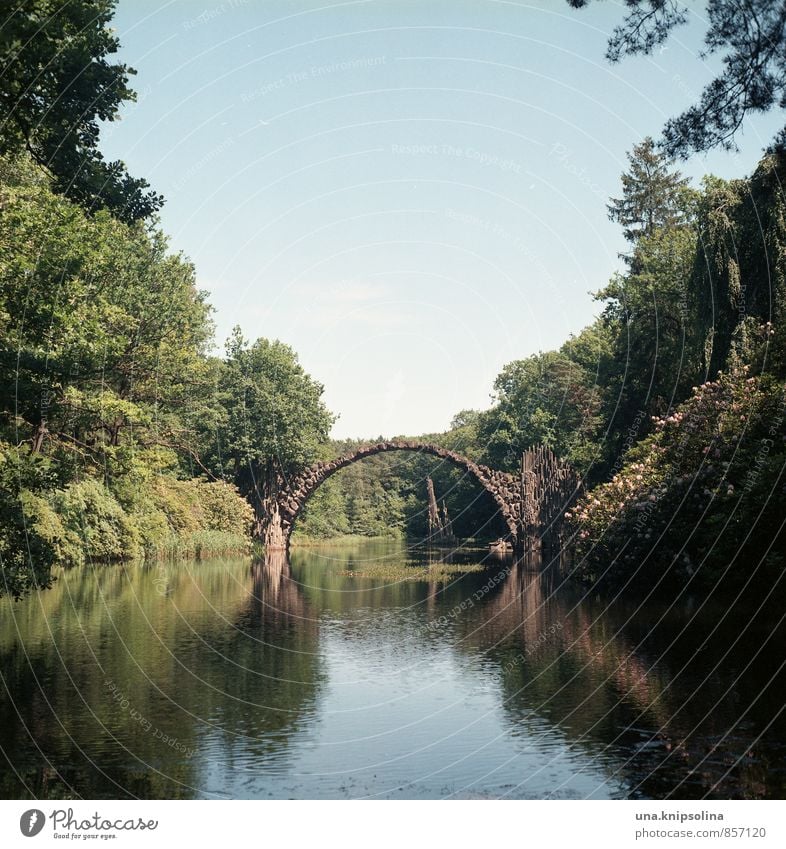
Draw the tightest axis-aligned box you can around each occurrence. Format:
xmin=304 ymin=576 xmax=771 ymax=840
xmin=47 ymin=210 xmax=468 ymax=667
xmin=569 ymin=1 xmax=786 ymax=158
xmin=608 ymin=138 xmax=690 ymax=244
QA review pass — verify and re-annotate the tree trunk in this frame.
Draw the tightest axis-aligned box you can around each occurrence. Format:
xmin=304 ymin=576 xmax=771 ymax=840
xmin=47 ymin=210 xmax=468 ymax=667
xmin=31 ymin=420 xmax=48 ymax=453
xmin=109 ymin=417 xmax=123 ymax=446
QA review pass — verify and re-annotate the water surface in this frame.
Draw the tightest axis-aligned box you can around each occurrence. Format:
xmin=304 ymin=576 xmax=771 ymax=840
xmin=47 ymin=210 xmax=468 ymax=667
xmin=1 ymin=539 xmax=784 ymax=799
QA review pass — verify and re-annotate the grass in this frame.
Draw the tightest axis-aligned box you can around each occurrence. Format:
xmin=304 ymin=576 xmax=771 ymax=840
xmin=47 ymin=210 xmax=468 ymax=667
xmin=289 ymin=533 xmax=403 ymax=548
xmin=145 ymin=530 xmax=252 ymax=561
xmin=338 ymin=560 xmax=485 ymax=581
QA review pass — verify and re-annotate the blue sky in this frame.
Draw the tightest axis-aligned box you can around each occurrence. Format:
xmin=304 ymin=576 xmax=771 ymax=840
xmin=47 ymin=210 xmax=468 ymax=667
xmin=103 ymin=0 xmax=781 ymax=439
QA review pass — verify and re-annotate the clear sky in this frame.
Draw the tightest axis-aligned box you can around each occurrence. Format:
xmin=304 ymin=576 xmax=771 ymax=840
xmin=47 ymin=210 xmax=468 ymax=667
xmin=103 ymin=0 xmax=781 ymax=439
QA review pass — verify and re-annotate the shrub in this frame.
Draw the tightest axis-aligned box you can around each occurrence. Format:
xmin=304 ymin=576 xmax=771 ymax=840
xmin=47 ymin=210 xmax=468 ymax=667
xmin=567 ymin=368 xmax=786 ymax=595
xmin=1 ymin=440 xmax=255 ymax=599
xmin=49 ymin=478 xmax=142 ymax=564
xmin=141 ymin=477 xmax=253 ymax=558
xmin=0 ymin=443 xmax=58 ymax=598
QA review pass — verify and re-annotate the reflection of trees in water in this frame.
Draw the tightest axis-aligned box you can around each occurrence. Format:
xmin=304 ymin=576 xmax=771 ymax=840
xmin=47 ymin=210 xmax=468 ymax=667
xmin=0 ymin=555 xmax=323 ymax=799
xmin=220 ymin=552 xmax=322 ymax=745
xmin=0 ymin=564 xmax=205 ymax=799
xmin=457 ymin=556 xmax=786 ymax=799
xmin=2 ymin=550 xmax=783 ymax=800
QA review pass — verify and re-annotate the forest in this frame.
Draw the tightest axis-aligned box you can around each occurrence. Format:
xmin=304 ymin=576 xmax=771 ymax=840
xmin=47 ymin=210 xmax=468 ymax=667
xmin=1 ymin=0 xmax=785 ymax=602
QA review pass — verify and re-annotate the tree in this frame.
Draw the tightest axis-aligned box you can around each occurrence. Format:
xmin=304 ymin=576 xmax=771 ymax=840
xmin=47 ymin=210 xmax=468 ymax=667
xmin=0 ymin=152 xmax=211 ymax=466
xmin=0 ymin=444 xmax=59 ymax=599
xmin=0 ymin=153 xmax=268 ymax=598
xmin=596 ymin=223 xmax=701 ymax=453
xmin=0 ymin=0 xmax=162 ymax=221
xmin=450 ymin=409 xmax=481 ymax=431
xmin=596 ymin=140 xmax=700 ymax=465
xmin=476 ymin=336 xmax=608 ymax=476
xmin=691 ymin=152 xmax=786 ymax=377
xmin=608 ymin=138 xmax=691 ymax=245
xmin=567 ymin=0 xmax=786 ymax=157
xmin=217 ymin=329 xmax=335 ymax=534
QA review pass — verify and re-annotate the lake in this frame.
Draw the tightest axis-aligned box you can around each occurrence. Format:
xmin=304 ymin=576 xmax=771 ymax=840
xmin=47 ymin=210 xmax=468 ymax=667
xmin=1 ymin=538 xmax=784 ymax=799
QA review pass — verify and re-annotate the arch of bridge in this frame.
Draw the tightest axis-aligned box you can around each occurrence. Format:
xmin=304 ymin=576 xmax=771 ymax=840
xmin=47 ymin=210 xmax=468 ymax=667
xmin=276 ymin=440 xmax=521 ymax=537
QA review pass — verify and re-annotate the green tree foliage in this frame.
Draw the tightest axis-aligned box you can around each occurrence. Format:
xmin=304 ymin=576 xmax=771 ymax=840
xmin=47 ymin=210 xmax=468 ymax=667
xmin=0 ymin=443 xmax=59 ymax=598
xmin=208 ymin=330 xmax=334 ymax=529
xmin=0 ymin=155 xmax=271 ymax=598
xmin=539 ymin=145 xmax=786 ymax=600
xmin=567 ymin=1 xmax=786 ymax=157
xmin=345 ymin=469 xmax=407 ymax=538
xmin=474 ymin=324 xmax=612 ymax=478
xmin=596 ymin=216 xmax=700 ymax=461
xmin=0 ymin=153 xmax=211 ymax=464
xmin=692 ymin=153 xmax=786 ymax=378
xmin=0 ymin=1 xmax=162 ymax=221
xmin=219 ymin=329 xmax=334 ymax=478
xmin=479 ymin=351 xmax=597 ymax=471
xmin=292 ymin=476 xmax=352 ymax=539
xmin=556 ymin=144 xmax=786 ymax=603
xmin=589 ymin=140 xmax=701 ymax=472
xmin=608 ymin=138 xmax=692 ymax=245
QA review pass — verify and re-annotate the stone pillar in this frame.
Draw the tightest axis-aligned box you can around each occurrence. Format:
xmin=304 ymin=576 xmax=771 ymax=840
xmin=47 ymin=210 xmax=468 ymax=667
xmin=426 ymin=477 xmax=441 ymax=538
xmin=520 ymin=450 xmax=537 ymax=546
xmin=256 ymin=461 xmax=290 ymax=551
xmin=262 ymin=501 xmax=288 ymax=550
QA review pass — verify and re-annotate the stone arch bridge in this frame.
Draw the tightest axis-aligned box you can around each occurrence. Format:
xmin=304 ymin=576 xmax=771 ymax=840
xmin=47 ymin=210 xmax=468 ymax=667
xmin=262 ymin=441 xmax=578 ymax=552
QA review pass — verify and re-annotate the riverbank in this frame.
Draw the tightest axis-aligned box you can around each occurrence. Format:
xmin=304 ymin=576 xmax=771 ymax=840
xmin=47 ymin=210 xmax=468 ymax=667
xmin=2 ymin=449 xmax=254 ymax=598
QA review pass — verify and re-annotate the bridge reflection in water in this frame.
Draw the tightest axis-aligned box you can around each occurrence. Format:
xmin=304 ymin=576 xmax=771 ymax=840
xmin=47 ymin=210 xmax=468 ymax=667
xmin=0 ymin=540 xmax=783 ymax=799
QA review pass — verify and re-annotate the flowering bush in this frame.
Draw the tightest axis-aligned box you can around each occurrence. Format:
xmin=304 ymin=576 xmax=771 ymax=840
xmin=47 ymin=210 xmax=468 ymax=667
xmin=566 ymin=367 xmax=786 ymax=594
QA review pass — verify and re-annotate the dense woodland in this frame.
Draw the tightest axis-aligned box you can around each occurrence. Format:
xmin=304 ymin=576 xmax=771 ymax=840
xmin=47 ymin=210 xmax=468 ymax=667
xmin=1 ymin=0 xmax=785 ymax=601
